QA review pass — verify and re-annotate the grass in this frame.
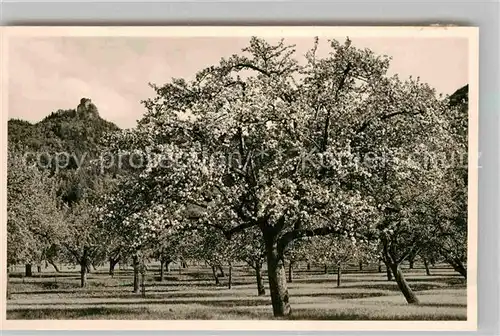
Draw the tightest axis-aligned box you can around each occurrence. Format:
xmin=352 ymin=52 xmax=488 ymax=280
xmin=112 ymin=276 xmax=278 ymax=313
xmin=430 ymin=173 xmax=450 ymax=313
xmin=6 ymin=262 xmax=467 ymax=320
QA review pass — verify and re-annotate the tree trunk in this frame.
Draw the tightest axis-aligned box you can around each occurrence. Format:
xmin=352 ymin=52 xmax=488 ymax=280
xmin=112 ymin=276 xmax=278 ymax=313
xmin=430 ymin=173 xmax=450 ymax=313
xmin=25 ymin=264 xmax=33 ymax=277
xmin=141 ymin=270 xmax=146 ymax=298
xmin=390 ymin=263 xmax=419 ymax=304
xmin=80 ymin=266 xmax=87 ymax=287
xmin=182 ymin=261 xmax=187 ymax=269
xmin=409 ymin=258 xmax=415 ymax=269
xmin=211 ymin=265 xmax=220 ymax=285
xmin=359 ymin=261 xmax=363 ymax=271
xmin=288 ymin=261 xmax=293 ymax=283
xmin=159 ymin=258 xmax=165 ymax=282
xmin=48 ymin=259 xmax=61 ymax=273
xmin=228 ymin=262 xmax=233 ymax=289
xmin=306 ymin=263 xmax=311 ymax=271
xmin=109 ymin=257 xmax=120 ymax=276
xmin=383 ymin=259 xmax=393 ymax=281
xmin=133 ymin=255 xmax=140 ymax=293
xmin=378 ymin=259 xmax=382 ymax=273
xmin=255 ymin=263 xmax=266 ymax=296
xmin=447 ymin=258 xmax=467 ymax=278
xmin=218 ymin=265 xmax=225 ymax=277
xmin=324 ymin=264 xmax=328 ymax=274
xmin=6 ymin=267 xmax=12 ymax=300
xmin=264 ymin=234 xmax=291 ymax=317
xmin=109 ymin=263 xmax=115 ymax=276
xmin=37 ymin=265 xmax=42 ymax=273
xmin=165 ymin=260 xmax=171 ymax=273
xmin=337 ymin=265 xmax=342 ymax=287
xmin=80 ymin=248 xmax=88 ymax=288
xmin=423 ymin=258 xmax=431 ymax=276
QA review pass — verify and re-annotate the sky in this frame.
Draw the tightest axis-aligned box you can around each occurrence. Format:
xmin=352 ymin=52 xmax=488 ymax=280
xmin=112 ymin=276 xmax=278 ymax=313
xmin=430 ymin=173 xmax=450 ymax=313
xmin=8 ymin=36 xmax=468 ymax=129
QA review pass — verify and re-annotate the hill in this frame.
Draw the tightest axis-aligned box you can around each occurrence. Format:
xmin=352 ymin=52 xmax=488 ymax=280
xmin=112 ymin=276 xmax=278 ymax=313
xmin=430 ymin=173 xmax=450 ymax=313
xmin=8 ymin=98 xmax=120 ymax=157
xmin=8 ymin=98 xmax=121 ymax=205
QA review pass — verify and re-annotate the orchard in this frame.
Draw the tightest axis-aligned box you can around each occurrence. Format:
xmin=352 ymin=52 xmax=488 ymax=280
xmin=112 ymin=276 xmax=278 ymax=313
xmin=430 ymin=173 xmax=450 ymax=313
xmin=6 ymin=37 xmax=468 ymax=320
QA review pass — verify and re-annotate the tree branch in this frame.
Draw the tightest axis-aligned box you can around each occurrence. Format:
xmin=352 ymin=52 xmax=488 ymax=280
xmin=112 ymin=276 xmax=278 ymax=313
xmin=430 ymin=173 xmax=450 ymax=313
xmin=397 ymin=244 xmax=417 ymax=264
xmin=356 ymin=109 xmax=425 ymax=134
xmin=234 ymin=63 xmax=272 ymax=76
xmin=321 ymin=62 xmax=352 ymax=152
xmin=277 ymin=224 xmax=343 ymax=258
xmin=60 ymin=241 xmax=82 ymax=264
xmin=233 ymin=62 xmax=292 ymax=78
xmin=225 ymin=221 xmax=259 ymax=239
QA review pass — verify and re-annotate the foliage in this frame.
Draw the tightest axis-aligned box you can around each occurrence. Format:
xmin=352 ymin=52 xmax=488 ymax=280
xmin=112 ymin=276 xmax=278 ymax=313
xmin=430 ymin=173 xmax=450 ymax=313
xmin=7 ymin=150 xmax=63 ymax=265
xmin=234 ymin=227 xmax=266 ymax=269
xmin=7 ymin=101 xmax=121 ymax=269
xmin=307 ymin=235 xmax=378 ymax=268
xmin=98 ymin=37 xmax=468 ymax=314
xmin=9 ymin=108 xmax=119 ymax=156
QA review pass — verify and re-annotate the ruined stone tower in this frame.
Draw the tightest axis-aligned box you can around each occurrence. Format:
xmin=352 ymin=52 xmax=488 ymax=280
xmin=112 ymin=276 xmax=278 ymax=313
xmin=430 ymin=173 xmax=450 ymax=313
xmin=76 ymin=98 xmax=99 ymax=119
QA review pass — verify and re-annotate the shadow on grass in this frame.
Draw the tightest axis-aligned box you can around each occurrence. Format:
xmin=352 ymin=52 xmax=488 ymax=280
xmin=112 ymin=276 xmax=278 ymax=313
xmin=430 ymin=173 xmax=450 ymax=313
xmin=69 ymin=291 xmax=234 ymax=300
xmin=11 ymin=280 xmax=129 ymax=294
xmin=442 ymin=278 xmax=467 ymax=286
xmin=285 ymin=309 xmax=467 ymax=321
xmin=18 ymin=288 xmax=389 ymax=301
xmin=294 ymin=292 xmax=390 ymax=300
xmin=346 ymin=283 xmax=447 ymax=292
xmin=7 ymin=305 xmax=467 ymax=321
xmin=11 ymin=298 xmax=273 ymax=308
xmin=419 ymin=303 xmax=467 ymax=308
xmin=402 ymin=277 xmax=456 ymax=283
xmin=152 ymin=276 xmax=187 ymax=282
xmin=7 ymin=306 xmax=273 ymax=320
xmin=287 ymin=278 xmax=356 ymax=285
xmin=7 ymin=307 xmax=145 ymax=320
xmin=287 ymin=276 xmax=401 ymax=285
xmin=11 ymin=290 xmax=79 ymax=295
xmin=9 ymin=273 xmax=79 ymax=279
xmin=294 ymin=270 xmax=334 ymax=276
xmin=136 ymin=281 xmax=255 ymax=288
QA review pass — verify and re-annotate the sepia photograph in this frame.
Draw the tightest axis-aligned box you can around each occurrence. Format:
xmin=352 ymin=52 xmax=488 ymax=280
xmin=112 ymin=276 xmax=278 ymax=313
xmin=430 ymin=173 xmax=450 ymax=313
xmin=1 ymin=27 xmax=478 ymax=331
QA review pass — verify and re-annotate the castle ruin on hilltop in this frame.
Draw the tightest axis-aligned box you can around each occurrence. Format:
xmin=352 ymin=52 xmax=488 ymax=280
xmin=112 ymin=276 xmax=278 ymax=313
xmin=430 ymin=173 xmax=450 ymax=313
xmin=76 ymin=98 xmax=99 ymax=119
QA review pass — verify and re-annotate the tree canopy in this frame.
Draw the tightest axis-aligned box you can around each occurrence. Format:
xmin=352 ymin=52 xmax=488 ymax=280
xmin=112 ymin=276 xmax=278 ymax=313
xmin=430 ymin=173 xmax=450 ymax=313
xmin=99 ymin=37 xmax=468 ymax=316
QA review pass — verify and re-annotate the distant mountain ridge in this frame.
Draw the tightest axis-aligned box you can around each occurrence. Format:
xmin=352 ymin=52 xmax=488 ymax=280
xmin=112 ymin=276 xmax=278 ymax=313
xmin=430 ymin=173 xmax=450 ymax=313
xmin=449 ymin=84 xmax=468 ymax=108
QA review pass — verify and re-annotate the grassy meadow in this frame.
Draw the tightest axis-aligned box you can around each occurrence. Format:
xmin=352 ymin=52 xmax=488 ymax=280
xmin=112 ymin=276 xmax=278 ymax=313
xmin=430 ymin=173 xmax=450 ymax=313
xmin=6 ymin=262 xmax=467 ymax=320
